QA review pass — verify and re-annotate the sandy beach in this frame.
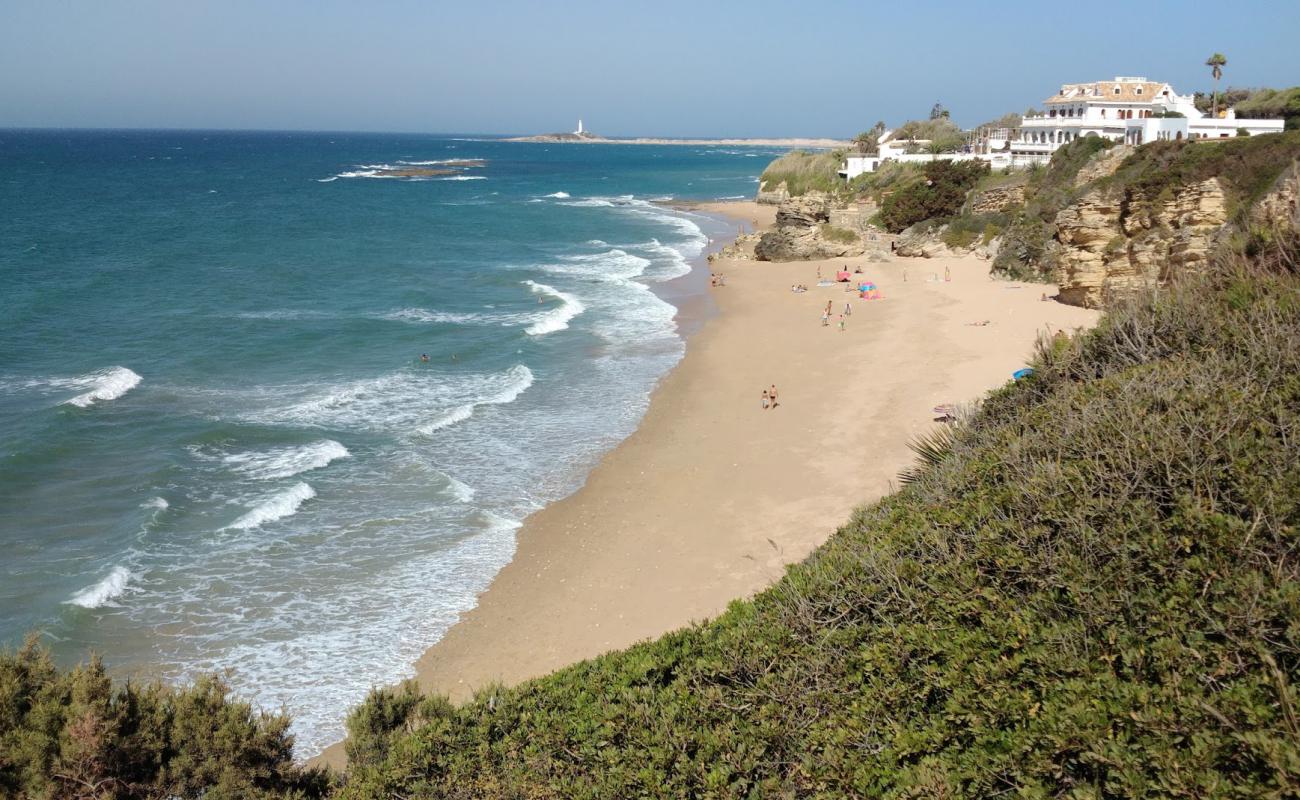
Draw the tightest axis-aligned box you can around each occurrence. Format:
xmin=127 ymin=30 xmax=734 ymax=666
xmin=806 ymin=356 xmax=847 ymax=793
xmin=316 ymin=201 xmax=1098 ymax=767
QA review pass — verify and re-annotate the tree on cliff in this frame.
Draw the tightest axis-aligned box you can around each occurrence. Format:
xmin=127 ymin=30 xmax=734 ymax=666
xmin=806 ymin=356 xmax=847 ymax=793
xmin=1206 ymin=52 xmax=1228 ymax=117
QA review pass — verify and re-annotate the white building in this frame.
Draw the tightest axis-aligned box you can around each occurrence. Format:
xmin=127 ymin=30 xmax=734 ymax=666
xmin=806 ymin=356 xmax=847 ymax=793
xmin=1015 ymin=76 xmax=1283 ymax=153
xmin=841 ymin=76 xmax=1285 ymax=179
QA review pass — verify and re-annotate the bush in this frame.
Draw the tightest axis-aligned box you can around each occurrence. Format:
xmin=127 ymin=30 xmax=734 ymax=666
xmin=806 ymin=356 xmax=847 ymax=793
xmin=878 ymin=160 xmax=990 ymax=233
xmin=339 ymin=251 xmax=1300 ymax=798
xmin=0 ymin=638 xmax=328 ymax=799
xmin=819 ymin=224 xmax=859 ymax=244
xmin=759 ymin=149 xmax=846 ymax=198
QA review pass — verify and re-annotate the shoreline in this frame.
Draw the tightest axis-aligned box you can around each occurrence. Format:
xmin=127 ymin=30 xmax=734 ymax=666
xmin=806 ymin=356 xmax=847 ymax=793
xmin=314 ymin=201 xmax=1098 ymax=769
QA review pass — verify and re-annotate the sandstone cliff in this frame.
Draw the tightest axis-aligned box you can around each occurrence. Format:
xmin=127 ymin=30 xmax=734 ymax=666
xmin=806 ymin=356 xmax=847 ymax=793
xmin=1052 ymin=179 xmax=1229 ymax=307
xmin=753 ymin=194 xmax=890 ymax=262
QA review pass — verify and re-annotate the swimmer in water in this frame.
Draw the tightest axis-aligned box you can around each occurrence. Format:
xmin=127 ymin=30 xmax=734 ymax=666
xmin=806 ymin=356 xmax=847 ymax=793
xmin=420 ymin=353 xmax=430 ymax=363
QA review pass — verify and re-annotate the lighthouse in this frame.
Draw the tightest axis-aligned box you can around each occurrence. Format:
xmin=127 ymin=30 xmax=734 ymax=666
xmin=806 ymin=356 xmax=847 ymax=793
xmin=576 ymin=119 xmax=584 ymax=135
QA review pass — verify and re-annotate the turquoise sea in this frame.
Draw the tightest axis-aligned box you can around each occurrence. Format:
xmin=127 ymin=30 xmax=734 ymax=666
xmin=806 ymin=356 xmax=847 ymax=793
xmin=0 ymin=130 xmax=778 ymax=755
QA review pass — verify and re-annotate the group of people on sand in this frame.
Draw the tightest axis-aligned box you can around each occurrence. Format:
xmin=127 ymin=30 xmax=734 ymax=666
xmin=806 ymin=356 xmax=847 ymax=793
xmin=760 ymin=384 xmax=779 ymax=410
xmin=790 ymin=284 xmax=808 ymax=293
xmin=820 ymin=299 xmax=853 ymax=331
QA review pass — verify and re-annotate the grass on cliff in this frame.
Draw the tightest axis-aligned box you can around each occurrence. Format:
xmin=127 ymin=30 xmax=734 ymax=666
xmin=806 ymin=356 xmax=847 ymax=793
xmin=338 ymin=244 xmax=1300 ymax=798
xmin=758 ymin=149 xmax=847 ymax=198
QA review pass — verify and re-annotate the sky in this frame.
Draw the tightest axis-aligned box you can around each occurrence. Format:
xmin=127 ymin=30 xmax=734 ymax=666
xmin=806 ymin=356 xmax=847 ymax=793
xmin=2 ymin=0 xmax=1298 ymax=137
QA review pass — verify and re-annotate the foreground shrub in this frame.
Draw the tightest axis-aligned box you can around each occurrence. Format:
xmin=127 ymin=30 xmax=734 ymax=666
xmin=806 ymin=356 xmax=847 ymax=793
xmin=758 ymin=149 xmax=846 ymax=198
xmin=340 ymin=253 xmax=1300 ymax=798
xmin=0 ymin=639 xmax=328 ymax=799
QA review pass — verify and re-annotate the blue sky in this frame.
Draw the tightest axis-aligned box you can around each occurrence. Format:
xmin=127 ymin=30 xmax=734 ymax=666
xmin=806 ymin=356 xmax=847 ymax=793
xmin=2 ymin=0 xmax=1297 ymax=136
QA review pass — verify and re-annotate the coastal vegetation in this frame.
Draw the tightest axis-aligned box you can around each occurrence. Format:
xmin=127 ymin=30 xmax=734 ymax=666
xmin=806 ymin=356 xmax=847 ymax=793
xmin=757 ymin=149 xmax=847 ymax=198
xmin=0 ymin=637 xmax=327 ymax=799
xmin=877 ymin=159 xmax=989 ymax=233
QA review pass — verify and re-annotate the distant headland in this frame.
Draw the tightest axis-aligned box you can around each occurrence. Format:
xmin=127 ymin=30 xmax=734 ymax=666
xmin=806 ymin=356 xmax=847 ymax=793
xmin=505 ymin=120 xmax=846 ymax=148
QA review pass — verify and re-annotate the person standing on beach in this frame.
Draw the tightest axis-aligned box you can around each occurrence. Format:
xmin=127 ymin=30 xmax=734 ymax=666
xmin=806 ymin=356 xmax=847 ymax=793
xmin=761 ymin=389 xmax=769 ymax=410
xmin=769 ymin=384 xmax=779 ymax=409
xmin=844 ymin=302 xmax=852 ymax=316
xmin=825 ymin=299 xmax=833 ymax=316
xmin=822 ymin=310 xmax=829 ymax=327
xmin=838 ymin=314 xmax=846 ymax=332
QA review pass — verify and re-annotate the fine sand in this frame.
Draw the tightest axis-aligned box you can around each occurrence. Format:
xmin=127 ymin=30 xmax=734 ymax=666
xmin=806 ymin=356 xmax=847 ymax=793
xmin=315 ymin=201 xmax=1097 ymax=767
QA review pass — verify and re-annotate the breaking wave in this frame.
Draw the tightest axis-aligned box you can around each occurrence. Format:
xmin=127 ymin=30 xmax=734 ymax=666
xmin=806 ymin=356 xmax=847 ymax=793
xmin=523 ymin=281 xmax=585 ymax=336
xmin=224 ymin=440 xmax=351 ymax=481
xmin=67 ymin=566 xmax=133 ymax=608
xmin=225 ymin=483 xmax=317 ymax=530
xmin=60 ymin=367 xmax=142 ymax=408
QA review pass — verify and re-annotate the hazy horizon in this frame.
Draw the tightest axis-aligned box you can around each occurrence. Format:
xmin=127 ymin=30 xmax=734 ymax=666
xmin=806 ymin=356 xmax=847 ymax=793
xmin=3 ymin=0 xmax=1299 ymax=137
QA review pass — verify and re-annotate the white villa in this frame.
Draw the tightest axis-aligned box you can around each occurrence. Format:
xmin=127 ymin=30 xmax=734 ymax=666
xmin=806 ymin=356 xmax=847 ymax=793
xmin=1014 ymin=76 xmax=1283 ymax=154
xmin=841 ymin=76 xmax=1285 ymax=180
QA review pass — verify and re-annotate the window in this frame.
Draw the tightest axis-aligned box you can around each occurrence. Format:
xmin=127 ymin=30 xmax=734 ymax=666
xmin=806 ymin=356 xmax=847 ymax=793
xmin=1135 ymin=87 xmax=1143 ymax=95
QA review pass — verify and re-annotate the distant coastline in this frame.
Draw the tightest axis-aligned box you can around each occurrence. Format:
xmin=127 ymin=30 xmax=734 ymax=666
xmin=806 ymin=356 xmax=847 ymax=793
xmin=505 ymin=132 xmax=847 ymax=148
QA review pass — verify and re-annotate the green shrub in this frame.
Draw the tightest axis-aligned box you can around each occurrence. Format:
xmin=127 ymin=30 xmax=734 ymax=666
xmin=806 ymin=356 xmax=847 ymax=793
xmin=759 ymin=149 xmax=846 ymax=198
xmin=879 ymin=160 xmax=990 ymax=233
xmin=819 ymin=224 xmax=859 ymax=244
xmin=0 ymin=638 xmax=328 ymax=799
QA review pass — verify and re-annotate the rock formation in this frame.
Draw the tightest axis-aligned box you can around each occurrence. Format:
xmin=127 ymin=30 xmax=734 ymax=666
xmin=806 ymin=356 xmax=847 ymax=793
xmin=754 ymin=194 xmax=886 ymax=261
xmin=1053 ymin=179 xmax=1229 ymax=307
xmin=967 ymin=184 xmax=1026 ymax=214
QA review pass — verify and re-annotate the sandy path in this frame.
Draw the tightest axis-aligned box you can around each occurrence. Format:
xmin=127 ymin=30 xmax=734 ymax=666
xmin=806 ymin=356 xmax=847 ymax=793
xmin=315 ymin=202 xmax=1097 ymax=767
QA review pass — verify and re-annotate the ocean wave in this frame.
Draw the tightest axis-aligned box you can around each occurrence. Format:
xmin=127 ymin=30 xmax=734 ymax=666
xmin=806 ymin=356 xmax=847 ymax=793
xmin=522 ymin=281 xmax=585 ymax=335
xmin=61 ymin=366 xmax=142 ymax=408
xmin=539 ymin=249 xmax=652 ymax=282
xmin=443 ymin=475 xmax=475 ymax=502
xmin=399 ymin=159 xmax=485 ymax=166
xmin=233 ymin=364 xmax=536 ymax=434
xmin=417 ymin=364 xmax=535 ymax=434
xmin=66 ymin=566 xmax=133 ymax=608
xmin=142 ymin=496 xmax=169 ymax=510
xmin=224 ymin=483 xmax=316 ymax=530
xmin=542 ymin=191 xmax=570 ymax=199
xmin=439 ymin=175 xmax=487 ymax=181
xmin=316 ymin=176 xmax=338 ymax=183
xmin=381 ymin=308 xmax=498 ymax=326
xmin=224 ymin=440 xmax=351 ymax=481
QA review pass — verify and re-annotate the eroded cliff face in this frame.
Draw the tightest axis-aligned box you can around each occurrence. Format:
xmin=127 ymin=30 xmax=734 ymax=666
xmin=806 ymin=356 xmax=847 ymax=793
xmin=1053 ymin=179 xmax=1229 ymax=308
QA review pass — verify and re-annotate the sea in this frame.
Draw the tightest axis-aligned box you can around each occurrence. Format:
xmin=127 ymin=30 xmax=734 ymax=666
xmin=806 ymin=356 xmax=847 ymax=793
xmin=0 ymin=129 xmax=781 ymax=756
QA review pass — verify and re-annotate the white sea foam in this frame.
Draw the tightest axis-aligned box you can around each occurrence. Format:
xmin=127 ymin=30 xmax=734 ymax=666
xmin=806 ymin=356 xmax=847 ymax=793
xmin=439 ymin=175 xmax=487 ymax=181
xmin=543 ymin=191 xmax=570 ymax=199
xmin=398 ymin=159 xmax=485 ymax=166
xmin=316 ymin=177 xmax=338 ymax=183
xmin=224 ymin=483 xmax=316 ymax=530
xmin=224 ymin=440 xmax=351 ymax=481
xmin=444 ymin=475 xmax=475 ymax=502
xmin=67 ymin=566 xmax=133 ymax=608
xmin=142 ymin=497 xmax=169 ymax=510
xmin=416 ymin=364 xmax=535 ymax=434
xmin=62 ymin=367 xmax=142 ymax=408
xmin=522 ymin=281 xmax=585 ymax=335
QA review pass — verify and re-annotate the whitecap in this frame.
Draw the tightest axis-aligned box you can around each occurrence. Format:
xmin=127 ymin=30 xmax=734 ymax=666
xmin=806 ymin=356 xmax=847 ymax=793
xmin=62 ymin=367 xmax=142 ymax=408
xmin=224 ymin=483 xmax=316 ymax=530
xmin=443 ymin=475 xmax=475 ymax=502
xmin=522 ymin=281 xmax=585 ymax=336
xmin=439 ymin=175 xmax=487 ymax=181
xmin=142 ymin=497 xmax=169 ymax=510
xmin=416 ymin=365 xmax=535 ymax=434
xmin=224 ymin=440 xmax=351 ymax=481
xmin=542 ymin=191 xmax=570 ymax=199
xmin=66 ymin=566 xmax=133 ymax=608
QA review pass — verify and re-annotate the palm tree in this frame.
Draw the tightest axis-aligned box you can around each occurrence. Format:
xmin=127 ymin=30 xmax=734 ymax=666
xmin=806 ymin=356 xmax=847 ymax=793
xmin=1206 ymin=53 xmax=1228 ymax=118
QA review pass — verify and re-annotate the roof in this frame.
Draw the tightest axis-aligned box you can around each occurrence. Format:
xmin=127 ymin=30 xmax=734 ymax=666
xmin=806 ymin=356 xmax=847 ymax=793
xmin=1045 ymin=79 xmax=1171 ymax=105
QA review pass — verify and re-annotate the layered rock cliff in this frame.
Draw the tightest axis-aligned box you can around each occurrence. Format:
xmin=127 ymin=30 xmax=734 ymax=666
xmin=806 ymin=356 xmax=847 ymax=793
xmin=1053 ymin=179 xmax=1229 ymax=307
xmin=753 ymin=194 xmax=890 ymax=262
